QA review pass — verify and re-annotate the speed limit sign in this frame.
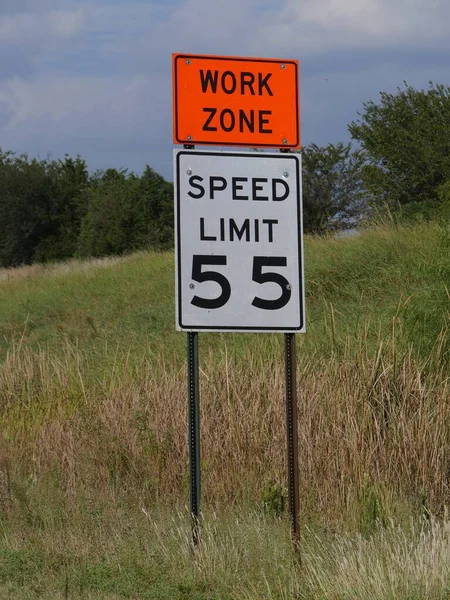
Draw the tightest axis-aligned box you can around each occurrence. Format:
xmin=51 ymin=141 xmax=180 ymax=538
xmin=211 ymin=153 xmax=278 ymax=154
xmin=174 ymin=149 xmax=305 ymax=332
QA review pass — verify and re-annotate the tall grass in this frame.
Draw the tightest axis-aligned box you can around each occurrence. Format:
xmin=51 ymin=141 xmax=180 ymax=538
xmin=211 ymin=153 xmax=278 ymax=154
xmin=0 ymin=222 xmax=448 ymax=597
xmin=0 ymin=504 xmax=448 ymax=599
xmin=1 ymin=330 xmax=448 ymax=525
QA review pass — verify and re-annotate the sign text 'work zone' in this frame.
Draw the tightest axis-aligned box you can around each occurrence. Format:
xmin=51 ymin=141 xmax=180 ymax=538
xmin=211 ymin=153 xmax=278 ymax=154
xmin=175 ymin=151 xmax=305 ymax=332
xmin=173 ymin=54 xmax=300 ymax=148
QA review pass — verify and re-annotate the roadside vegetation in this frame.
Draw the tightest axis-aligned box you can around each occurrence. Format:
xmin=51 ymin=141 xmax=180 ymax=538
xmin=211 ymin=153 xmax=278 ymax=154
xmin=2 ymin=82 xmax=450 ymax=269
xmin=0 ymin=81 xmax=449 ymax=597
xmin=0 ymin=221 xmax=449 ymax=598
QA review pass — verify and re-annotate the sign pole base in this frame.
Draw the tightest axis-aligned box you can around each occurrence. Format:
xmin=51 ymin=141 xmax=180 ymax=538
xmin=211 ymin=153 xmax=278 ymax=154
xmin=187 ymin=331 xmax=201 ymax=546
xmin=285 ymin=332 xmax=301 ymax=556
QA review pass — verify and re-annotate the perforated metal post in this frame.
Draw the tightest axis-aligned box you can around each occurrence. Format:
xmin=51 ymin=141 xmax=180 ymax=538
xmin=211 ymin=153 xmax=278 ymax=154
xmin=285 ymin=332 xmax=300 ymax=555
xmin=187 ymin=331 xmax=201 ymax=545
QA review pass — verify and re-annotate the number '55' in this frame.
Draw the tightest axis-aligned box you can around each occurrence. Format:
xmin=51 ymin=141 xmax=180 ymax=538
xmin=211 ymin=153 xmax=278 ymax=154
xmin=190 ymin=255 xmax=291 ymax=310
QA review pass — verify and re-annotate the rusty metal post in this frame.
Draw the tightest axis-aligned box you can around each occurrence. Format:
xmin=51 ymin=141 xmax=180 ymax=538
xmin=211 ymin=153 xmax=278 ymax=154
xmin=285 ymin=332 xmax=300 ymax=555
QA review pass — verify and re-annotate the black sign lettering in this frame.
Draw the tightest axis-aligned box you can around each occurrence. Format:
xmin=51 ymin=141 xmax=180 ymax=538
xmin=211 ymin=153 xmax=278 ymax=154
xmin=251 ymin=257 xmax=291 ymax=310
xmin=258 ymin=73 xmax=273 ymax=96
xmin=232 ymin=177 xmax=248 ymax=200
xmin=202 ymin=107 xmax=218 ymax=131
xmin=229 ymin=218 xmax=251 ymax=242
xmin=252 ymin=178 xmax=269 ymax=201
xmin=241 ymin=72 xmax=256 ymax=95
xmin=259 ymin=110 xmax=272 ymax=134
xmin=200 ymin=70 xmax=218 ymax=93
xmin=200 ymin=69 xmax=274 ymax=96
xmin=272 ymin=179 xmax=289 ymax=201
xmin=195 ymin=217 xmax=283 ymax=243
xmin=254 ymin=219 xmax=260 ymax=242
xmin=199 ymin=176 xmax=291 ymax=201
xmin=188 ymin=175 xmax=205 ymax=199
xmin=202 ymin=107 xmax=273 ymax=134
xmin=220 ymin=109 xmax=235 ymax=132
xmin=191 ymin=255 xmax=231 ymax=310
xmin=209 ymin=176 xmax=227 ymax=199
xmin=199 ymin=217 xmax=217 ymax=241
xmin=221 ymin=71 xmax=237 ymax=94
xmin=239 ymin=109 xmax=255 ymax=133
xmin=262 ymin=219 xmax=278 ymax=242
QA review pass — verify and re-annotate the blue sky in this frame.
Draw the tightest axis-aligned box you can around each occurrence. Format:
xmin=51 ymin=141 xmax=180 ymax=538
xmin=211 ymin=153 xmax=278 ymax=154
xmin=1 ymin=0 xmax=449 ymax=180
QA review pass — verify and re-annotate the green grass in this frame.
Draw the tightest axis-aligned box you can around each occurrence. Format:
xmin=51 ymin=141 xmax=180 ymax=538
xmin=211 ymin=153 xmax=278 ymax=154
xmin=1 ymin=222 xmax=448 ymax=367
xmin=0 ymin=252 xmax=178 ymax=356
xmin=0 ymin=222 xmax=449 ymax=598
xmin=0 ymin=506 xmax=448 ymax=599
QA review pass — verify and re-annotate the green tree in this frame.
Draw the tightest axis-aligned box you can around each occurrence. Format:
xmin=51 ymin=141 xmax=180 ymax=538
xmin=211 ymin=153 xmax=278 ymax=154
xmin=0 ymin=150 xmax=90 ymax=267
xmin=349 ymin=82 xmax=450 ymax=210
xmin=77 ymin=166 xmax=174 ymax=258
xmin=301 ymin=142 xmax=366 ymax=234
xmin=138 ymin=166 xmax=174 ymax=249
xmin=0 ymin=149 xmax=174 ymax=266
xmin=77 ymin=171 xmax=141 ymax=258
xmin=38 ymin=155 xmax=90 ymax=261
xmin=0 ymin=151 xmax=57 ymax=267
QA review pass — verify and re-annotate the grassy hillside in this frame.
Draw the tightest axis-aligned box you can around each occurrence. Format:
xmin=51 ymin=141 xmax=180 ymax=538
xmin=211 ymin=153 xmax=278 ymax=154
xmin=1 ymin=222 xmax=448 ymax=364
xmin=0 ymin=222 xmax=448 ymax=599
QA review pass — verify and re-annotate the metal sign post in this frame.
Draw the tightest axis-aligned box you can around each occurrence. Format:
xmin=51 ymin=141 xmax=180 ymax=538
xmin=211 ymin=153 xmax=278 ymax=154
xmin=173 ymin=53 xmax=304 ymax=553
xmin=285 ymin=332 xmax=300 ymax=554
xmin=183 ymin=144 xmax=201 ymax=547
xmin=187 ymin=331 xmax=201 ymax=546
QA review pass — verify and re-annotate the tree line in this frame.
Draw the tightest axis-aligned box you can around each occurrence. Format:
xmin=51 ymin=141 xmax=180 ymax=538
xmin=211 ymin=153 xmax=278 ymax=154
xmin=1 ymin=82 xmax=449 ymax=268
xmin=0 ymin=155 xmax=173 ymax=268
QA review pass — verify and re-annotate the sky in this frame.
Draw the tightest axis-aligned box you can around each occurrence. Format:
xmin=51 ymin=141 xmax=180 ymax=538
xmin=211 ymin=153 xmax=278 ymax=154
xmin=0 ymin=0 xmax=449 ymax=181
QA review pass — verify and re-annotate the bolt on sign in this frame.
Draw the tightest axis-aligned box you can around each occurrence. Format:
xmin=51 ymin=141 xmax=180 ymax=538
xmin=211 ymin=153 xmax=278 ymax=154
xmin=174 ymin=150 xmax=305 ymax=332
xmin=172 ymin=54 xmax=300 ymax=148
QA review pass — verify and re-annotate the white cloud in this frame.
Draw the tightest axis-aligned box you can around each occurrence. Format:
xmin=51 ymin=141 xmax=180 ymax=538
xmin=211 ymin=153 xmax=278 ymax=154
xmin=114 ymin=0 xmax=450 ymax=80
xmin=0 ymin=71 xmax=171 ymax=168
xmin=1 ymin=0 xmax=450 ymax=179
xmin=48 ymin=9 xmax=85 ymax=37
xmin=132 ymin=0 xmax=275 ymax=62
xmin=256 ymin=0 xmax=449 ymax=54
xmin=301 ymin=60 xmax=450 ymax=148
xmin=0 ymin=9 xmax=85 ymax=44
xmin=0 ymin=0 xmax=58 ymax=15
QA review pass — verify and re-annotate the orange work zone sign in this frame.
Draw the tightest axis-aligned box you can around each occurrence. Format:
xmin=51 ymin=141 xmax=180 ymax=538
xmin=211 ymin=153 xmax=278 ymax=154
xmin=172 ymin=54 xmax=300 ymax=149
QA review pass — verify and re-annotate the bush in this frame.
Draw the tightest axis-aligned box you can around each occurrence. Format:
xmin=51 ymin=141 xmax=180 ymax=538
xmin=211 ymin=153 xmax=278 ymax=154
xmin=349 ymin=82 xmax=450 ymax=210
xmin=301 ymin=142 xmax=366 ymax=234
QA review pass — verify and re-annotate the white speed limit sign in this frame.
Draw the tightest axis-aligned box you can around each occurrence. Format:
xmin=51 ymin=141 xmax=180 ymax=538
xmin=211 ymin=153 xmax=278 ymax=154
xmin=174 ymin=150 xmax=305 ymax=332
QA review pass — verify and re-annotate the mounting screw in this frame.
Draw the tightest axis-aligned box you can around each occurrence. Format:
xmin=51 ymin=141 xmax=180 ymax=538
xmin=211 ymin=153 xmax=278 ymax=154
xmin=187 ymin=169 xmax=192 ymax=175
xmin=281 ymin=64 xmax=286 ymax=69
xmin=186 ymin=60 xmax=191 ymax=65
xmin=187 ymin=135 xmax=192 ymax=141
xmin=283 ymin=139 xmax=288 ymax=144
xmin=189 ymin=283 xmax=195 ymax=290
xmin=286 ymin=284 xmax=292 ymax=290
xmin=283 ymin=172 xmax=289 ymax=178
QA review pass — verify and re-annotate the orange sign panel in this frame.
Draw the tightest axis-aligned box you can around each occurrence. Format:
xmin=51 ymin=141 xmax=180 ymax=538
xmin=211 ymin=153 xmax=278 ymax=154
xmin=173 ymin=54 xmax=300 ymax=149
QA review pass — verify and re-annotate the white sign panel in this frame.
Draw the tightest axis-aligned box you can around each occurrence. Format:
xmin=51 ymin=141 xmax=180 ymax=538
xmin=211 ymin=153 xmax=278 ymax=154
xmin=174 ymin=150 xmax=305 ymax=332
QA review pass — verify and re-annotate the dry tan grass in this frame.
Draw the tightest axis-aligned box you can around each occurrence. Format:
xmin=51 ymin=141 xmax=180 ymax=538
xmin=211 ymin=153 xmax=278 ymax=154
xmin=0 ymin=255 xmax=132 ymax=282
xmin=230 ymin=513 xmax=450 ymax=599
xmin=0 ymin=336 xmax=448 ymax=526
